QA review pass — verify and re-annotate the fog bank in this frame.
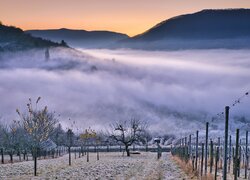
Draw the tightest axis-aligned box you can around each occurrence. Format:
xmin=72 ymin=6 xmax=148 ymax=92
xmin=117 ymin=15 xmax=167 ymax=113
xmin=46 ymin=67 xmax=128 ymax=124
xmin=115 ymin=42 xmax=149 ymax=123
xmin=0 ymin=48 xmax=249 ymax=137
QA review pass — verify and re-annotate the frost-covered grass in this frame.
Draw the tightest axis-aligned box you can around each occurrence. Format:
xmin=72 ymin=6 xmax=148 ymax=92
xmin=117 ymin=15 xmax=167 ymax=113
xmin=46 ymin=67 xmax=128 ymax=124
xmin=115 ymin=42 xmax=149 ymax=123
xmin=0 ymin=152 xmax=188 ymax=179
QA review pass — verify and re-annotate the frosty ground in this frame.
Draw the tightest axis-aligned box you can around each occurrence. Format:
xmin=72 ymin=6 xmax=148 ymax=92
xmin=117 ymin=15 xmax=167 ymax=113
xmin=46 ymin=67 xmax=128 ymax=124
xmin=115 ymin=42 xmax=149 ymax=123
xmin=0 ymin=152 xmax=188 ymax=180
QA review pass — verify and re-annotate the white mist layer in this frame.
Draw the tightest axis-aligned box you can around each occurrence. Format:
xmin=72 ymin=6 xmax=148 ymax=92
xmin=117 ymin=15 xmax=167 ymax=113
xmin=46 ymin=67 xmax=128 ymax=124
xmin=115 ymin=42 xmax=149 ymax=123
xmin=0 ymin=48 xmax=249 ymax=136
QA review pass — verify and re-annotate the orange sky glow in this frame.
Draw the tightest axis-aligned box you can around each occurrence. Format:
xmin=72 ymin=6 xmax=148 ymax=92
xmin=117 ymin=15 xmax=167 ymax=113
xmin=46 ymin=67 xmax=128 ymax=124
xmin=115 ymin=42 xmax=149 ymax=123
xmin=1 ymin=0 xmax=250 ymax=36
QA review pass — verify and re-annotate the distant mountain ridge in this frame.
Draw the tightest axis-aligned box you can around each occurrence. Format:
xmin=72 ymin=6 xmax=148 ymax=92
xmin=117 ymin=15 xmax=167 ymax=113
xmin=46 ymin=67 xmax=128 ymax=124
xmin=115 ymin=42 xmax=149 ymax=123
xmin=133 ymin=9 xmax=250 ymax=40
xmin=121 ymin=9 xmax=250 ymax=49
xmin=0 ymin=24 xmax=67 ymax=52
xmin=26 ymin=28 xmax=129 ymax=48
xmin=3 ymin=9 xmax=250 ymax=51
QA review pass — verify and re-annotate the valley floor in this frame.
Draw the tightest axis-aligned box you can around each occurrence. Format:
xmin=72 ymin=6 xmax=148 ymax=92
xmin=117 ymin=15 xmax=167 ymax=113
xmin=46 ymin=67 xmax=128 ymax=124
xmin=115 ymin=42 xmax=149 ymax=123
xmin=0 ymin=152 xmax=188 ymax=180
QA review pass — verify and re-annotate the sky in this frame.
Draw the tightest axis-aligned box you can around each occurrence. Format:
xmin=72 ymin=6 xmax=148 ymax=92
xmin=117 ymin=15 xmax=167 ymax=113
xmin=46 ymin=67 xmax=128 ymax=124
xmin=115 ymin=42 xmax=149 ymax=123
xmin=1 ymin=0 xmax=250 ymax=36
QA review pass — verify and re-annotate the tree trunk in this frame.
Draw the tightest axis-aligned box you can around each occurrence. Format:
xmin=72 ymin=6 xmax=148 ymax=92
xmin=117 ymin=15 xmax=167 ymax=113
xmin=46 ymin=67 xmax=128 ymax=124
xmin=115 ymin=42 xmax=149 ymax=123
xmin=1 ymin=148 xmax=4 ymax=164
xmin=97 ymin=147 xmax=99 ymax=161
xmin=19 ymin=150 xmax=21 ymax=161
xmin=23 ymin=150 xmax=26 ymax=160
xmin=10 ymin=153 xmax=13 ymax=163
xmin=34 ymin=148 xmax=37 ymax=176
xmin=68 ymin=147 xmax=71 ymax=166
xmin=87 ymin=147 xmax=89 ymax=162
xmin=125 ymin=145 xmax=130 ymax=157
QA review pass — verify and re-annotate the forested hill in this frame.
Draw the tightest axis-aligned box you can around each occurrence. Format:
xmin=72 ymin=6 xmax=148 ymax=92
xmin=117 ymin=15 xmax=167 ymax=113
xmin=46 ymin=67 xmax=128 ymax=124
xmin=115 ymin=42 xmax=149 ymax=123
xmin=132 ymin=9 xmax=250 ymax=41
xmin=120 ymin=9 xmax=250 ymax=50
xmin=26 ymin=28 xmax=129 ymax=48
xmin=0 ymin=23 xmax=68 ymax=52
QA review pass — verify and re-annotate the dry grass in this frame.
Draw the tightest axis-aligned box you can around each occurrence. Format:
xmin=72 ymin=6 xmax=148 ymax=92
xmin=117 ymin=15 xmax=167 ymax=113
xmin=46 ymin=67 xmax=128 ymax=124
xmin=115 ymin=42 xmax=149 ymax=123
xmin=218 ymin=159 xmax=223 ymax=169
xmin=200 ymin=174 xmax=213 ymax=180
xmin=171 ymin=156 xmax=198 ymax=179
xmin=171 ymin=156 xmax=215 ymax=180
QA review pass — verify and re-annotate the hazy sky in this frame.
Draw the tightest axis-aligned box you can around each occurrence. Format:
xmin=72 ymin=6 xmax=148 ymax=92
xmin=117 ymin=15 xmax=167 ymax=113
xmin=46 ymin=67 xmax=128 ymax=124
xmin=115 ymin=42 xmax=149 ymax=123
xmin=1 ymin=0 xmax=250 ymax=36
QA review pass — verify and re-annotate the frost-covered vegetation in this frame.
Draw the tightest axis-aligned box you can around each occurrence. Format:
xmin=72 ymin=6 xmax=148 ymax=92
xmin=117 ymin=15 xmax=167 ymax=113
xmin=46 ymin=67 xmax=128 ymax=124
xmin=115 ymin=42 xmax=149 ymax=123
xmin=0 ymin=97 xmax=162 ymax=177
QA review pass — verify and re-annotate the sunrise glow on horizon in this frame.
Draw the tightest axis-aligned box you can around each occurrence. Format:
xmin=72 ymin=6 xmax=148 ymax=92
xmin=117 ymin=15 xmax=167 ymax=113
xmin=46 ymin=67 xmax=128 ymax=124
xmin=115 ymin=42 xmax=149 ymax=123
xmin=1 ymin=0 xmax=250 ymax=36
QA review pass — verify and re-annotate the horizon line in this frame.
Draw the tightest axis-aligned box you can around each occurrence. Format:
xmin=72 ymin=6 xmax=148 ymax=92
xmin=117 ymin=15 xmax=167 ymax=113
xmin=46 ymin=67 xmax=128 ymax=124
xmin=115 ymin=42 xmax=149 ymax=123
xmin=2 ymin=8 xmax=250 ymax=37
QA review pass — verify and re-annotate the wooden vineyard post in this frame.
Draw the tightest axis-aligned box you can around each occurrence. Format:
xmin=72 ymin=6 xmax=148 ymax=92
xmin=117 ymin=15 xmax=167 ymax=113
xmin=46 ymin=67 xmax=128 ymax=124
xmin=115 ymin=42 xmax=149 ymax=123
xmin=210 ymin=140 xmax=214 ymax=174
xmin=234 ymin=129 xmax=239 ymax=180
xmin=233 ymin=147 xmax=235 ymax=175
xmin=185 ymin=137 xmax=188 ymax=161
xmin=215 ymin=146 xmax=219 ymax=180
xmin=218 ymin=137 xmax=221 ymax=169
xmin=229 ymin=135 xmax=232 ymax=173
xmin=201 ymin=143 xmax=204 ymax=176
xmin=245 ymin=131 xmax=248 ymax=179
xmin=223 ymin=106 xmax=230 ymax=180
xmin=205 ymin=122 xmax=209 ymax=175
xmin=189 ymin=134 xmax=192 ymax=160
xmin=239 ymin=139 xmax=242 ymax=177
xmin=195 ymin=130 xmax=199 ymax=171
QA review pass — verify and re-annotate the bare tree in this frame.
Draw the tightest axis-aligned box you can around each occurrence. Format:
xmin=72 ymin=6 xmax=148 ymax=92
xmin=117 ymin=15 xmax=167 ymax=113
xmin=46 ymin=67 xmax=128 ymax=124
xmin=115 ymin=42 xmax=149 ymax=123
xmin=16 ymin=97 xmax=57 ymax=176
xmin=10 ymin=121 xmax=29 ymax=162
xmin=79 ymin=127 xmax=97 ymax=162
xmin=66 ymin=129 xmax=74 ymax=166
xmin=64 ymin=118 xmax=76 ymax=166
xmin=0 ymin=119 xmax=31 ymax=163
xmin=1 ymin=124 xmax=16 ymax=163
xmin=15 ymin=124 xmax=30 ymax=161
xmin=110 ymin=118 xmax=146 ymax=156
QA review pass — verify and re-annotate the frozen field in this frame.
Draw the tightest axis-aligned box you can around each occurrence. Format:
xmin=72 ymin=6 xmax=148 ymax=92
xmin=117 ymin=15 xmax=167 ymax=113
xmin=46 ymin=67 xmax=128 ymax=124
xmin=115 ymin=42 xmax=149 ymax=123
xmin=0 ymin=152 xmax=188 ymax=180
